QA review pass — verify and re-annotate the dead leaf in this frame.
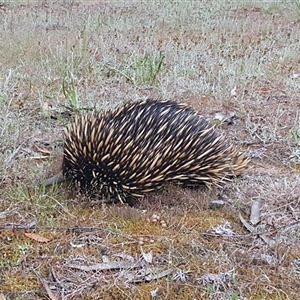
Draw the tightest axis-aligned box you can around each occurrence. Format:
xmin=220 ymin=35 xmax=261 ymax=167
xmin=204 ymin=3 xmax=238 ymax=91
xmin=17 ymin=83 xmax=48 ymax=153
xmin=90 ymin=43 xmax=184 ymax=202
xmin=24 ymin=232 xmax=50 ymax=243
xmin=42 ymin=101 xmax=49 ymax=111
xmin=34 ymin=145 xmax=52 ymax=155
xmin=239 ymin=213 xmax=255 ymax=233
xmin=250 ymin=199 xmax=261 ymax=225
xmin=145 ymin=268 xmax=174 ymax=281
xmin=141 ymin=249 xmax=153 ymax=263
xmin=239 ymin=213 xmax=275 ymax=246
xmin=230 ymin=85 xmax=237 ymax=97
xmin=258 ymin=233 xmax=276 ymax=247
xmin=150 ymin=288 xmax=159 ymax=298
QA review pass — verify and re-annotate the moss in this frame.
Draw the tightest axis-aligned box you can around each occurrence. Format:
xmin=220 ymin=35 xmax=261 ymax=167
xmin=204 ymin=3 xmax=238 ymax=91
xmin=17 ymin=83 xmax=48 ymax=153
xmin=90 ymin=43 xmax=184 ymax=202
xmin=1 ymin=267 xmax=41 ymax=292
xmin=83 ymin=282 xmax=205 ymax=300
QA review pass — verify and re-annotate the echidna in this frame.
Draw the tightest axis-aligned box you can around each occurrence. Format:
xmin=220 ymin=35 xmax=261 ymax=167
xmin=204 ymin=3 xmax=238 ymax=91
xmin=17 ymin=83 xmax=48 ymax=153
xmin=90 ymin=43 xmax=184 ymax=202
xmin=61 ymin=99 xmax=249 ymax=204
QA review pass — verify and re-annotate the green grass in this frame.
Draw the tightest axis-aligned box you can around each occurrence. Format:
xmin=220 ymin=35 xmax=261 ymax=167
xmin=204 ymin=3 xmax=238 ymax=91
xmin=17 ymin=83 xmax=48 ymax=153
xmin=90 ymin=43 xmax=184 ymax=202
xmin=107 ymin=50 xmax=165 ymax=87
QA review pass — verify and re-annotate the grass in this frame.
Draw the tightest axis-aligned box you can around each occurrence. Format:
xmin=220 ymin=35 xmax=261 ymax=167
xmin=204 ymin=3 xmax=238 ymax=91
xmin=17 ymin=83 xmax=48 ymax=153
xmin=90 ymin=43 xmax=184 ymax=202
xmin=107 ymin=50 xmax=165 ymax=87
xmin=62 ymin=72 xmax=81 ymax=112
xmin=1 ymin=0 xmax=300 ymax=299
xmin=290 ymin=0 xmax=300 ymax=17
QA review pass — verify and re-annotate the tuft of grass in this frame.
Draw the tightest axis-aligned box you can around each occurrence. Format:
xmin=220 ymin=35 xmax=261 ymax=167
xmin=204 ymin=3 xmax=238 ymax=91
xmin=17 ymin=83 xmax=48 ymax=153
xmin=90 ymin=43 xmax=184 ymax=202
xmin=107 ymin=50 xmax=165 ymax=87
xmin=62 ymin=71 xmax=81 ymax=112
xmin=132 ymin=50 xmax=165 ymax=86
xmin=289 ymin=111 xmax=300 ymax=145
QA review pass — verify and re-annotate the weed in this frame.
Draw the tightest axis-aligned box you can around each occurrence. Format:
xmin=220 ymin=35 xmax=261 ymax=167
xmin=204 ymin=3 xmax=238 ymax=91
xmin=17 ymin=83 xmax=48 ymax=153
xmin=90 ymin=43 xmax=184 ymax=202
xmin=0 ymin=260 xmax=7 ymax=268
xmin=132 ymin=51 xmax=165 ymax=86
xmin=62 ymin=72 xmax=81 ymax=111
xmin=231 ymin=292 xmax=241 ymax=300
xmin=16 ymin=242 xmax=32 ymax=255
xmin=108 ymin=50 xmax=165 ymax=87
xmin=289 ymin=111 xmax=300 ymax=146
xmin=10 ymin=242 xmax=33 ymax=266
xmin=290 ymin=127 xmax=300 ymax=145
xmin=106 ymin=223 xmax=122 ymax=234
xmin=206 ymin=284 xmax=215 ymax=294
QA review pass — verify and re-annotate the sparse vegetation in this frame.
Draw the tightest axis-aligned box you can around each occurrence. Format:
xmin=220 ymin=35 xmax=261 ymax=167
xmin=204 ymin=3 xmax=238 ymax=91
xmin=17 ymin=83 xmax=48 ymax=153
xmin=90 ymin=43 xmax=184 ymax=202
xmin=106 ymin=50 xmax=165 ymax=87
xmin=62 ymin=72 xmax=81 ymax=112
xmin=0 ymin=1 xmax=300 ymax=299
xmin=292 ymin=0 xmax=300 ymax=17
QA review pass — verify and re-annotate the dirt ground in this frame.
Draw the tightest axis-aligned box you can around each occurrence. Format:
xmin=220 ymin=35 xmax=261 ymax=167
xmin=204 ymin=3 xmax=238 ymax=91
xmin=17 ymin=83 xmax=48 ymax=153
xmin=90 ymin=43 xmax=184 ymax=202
xmin=0 ymin=1 xmax=300 ymax=299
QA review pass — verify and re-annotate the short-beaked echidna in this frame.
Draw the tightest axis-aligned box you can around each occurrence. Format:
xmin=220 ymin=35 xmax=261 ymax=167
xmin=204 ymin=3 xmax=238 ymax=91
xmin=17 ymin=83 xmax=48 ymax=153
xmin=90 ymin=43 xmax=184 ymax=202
xmin=62 ymin=99 xmax=249 ymax=204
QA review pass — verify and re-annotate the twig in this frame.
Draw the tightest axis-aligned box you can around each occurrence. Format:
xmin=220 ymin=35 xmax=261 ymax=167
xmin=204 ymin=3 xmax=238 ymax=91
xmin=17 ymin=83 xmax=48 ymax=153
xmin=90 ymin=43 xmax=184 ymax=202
xmin=68 ymin=259 xmax=145 ymax=272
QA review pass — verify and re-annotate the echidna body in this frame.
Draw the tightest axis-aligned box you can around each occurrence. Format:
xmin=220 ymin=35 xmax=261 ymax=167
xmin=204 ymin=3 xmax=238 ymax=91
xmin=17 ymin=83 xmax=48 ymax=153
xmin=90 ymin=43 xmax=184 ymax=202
xmin=62 ymin=99 xmax=249 ymax=203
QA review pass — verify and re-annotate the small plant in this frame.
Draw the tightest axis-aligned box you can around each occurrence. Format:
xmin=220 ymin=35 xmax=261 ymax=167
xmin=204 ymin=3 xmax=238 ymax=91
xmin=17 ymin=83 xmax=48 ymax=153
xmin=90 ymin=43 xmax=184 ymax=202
xmin=133 ymin=51 xmax=165 ymax=86
xmin=0 ymin=69 xmax=13 ymax=112
xmin=0 ymin=260 xmax=7 ymax=268
xmin=17 ymin=243 xmax=32 ymax=255
xmin=231 ymin=292 xmax=241 ymax=300
xmin=290 ymin=127 xmax=300 ymax=144
xmin=62 ymin=72 xmax=81 ymax=112
xmin=206 ymin=284 xmax=216 ymax=294
xmin=107 ymin=50 xmax=165 ymax=87
xmin=106 ymin=223 xmax=121 ymax=234
xmin=13 ymin=243 xmax=33 ymax=265
xmin=289 ymin=111 xmax=300 ymax=145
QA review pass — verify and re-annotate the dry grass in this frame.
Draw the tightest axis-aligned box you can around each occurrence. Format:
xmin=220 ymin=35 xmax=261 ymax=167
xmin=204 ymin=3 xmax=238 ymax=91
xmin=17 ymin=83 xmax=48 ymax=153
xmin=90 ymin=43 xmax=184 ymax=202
xmin=1 ymin=1 xmax=300 ymax=299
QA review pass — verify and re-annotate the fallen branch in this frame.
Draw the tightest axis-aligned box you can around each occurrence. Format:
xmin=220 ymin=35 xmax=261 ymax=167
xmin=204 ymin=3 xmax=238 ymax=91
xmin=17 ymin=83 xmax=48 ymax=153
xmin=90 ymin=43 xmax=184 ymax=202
xmin=68 ymin=259 xmax=145 ymax=272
